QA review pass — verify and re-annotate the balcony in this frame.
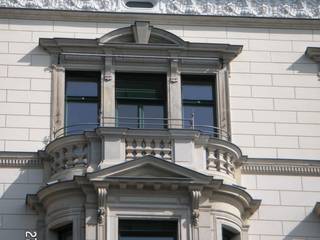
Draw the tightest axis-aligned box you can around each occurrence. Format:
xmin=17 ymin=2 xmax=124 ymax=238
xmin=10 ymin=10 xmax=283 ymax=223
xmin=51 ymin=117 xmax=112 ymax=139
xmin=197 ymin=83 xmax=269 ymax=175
xmin=44 ymin=117 xmax=244 ymax=185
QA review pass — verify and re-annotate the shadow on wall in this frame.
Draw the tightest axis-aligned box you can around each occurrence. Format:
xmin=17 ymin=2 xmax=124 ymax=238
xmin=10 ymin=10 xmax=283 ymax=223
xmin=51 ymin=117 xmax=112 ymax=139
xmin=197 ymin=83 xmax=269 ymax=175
xmin=287 ymin=55 xmax=319 ymax=74
xmin=17 ymin=45 xmax=52 ymax=68
xmin=283 ymin=210 xmax=320 ymax=239
xmin=0 ymin=167 xmax=43 ymax=239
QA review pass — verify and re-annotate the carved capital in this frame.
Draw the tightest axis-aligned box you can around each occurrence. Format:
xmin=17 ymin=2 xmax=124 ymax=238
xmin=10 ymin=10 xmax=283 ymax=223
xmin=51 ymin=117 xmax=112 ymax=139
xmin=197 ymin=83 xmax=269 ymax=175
xmin=104 ymin=73 xmax=112 ymax=81
xmin=170 ymin=59 xmax=179 ymax=83
xmin=51 ymin=64 xmax=65 ymax=72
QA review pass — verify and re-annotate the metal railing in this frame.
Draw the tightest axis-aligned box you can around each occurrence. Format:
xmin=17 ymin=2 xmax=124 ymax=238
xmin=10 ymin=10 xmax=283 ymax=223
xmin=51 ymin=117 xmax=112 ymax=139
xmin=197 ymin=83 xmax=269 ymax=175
xmin=53 ymin=116 xmax=230 ymax=140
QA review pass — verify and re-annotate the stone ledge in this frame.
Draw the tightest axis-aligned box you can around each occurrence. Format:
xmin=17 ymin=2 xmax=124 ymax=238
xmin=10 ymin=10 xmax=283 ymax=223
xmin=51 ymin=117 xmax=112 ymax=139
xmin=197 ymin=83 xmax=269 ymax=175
xmin=242 ymin=158 xmax=320 ymax=176
xmin=0 ymin=151 xmax=42 ymax=168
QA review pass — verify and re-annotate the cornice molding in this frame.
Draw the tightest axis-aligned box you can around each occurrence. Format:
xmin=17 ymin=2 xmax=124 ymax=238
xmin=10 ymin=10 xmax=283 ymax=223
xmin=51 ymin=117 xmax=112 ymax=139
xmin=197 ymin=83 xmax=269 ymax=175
xmin=0 ymin=8 xmax=320 ymax=30
xmin=242 ymin=158 xmax=320 ymax=176
xmin=0 ymin=152 xmax=42 ymax=168
xmin=305 ymin=47 xmax=320 ymax=63
xmin=0 ymin=0 xmax=320 ymax=19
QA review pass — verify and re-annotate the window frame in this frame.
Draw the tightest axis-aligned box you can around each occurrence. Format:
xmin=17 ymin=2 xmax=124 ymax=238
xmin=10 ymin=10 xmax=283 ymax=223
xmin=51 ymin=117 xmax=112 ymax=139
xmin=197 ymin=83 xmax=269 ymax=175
xmin=115 ymin=71 xmax=168 ymax=129
xmin=64 ymin=70 xmax=101 ymax=136
xmin=181 ymin=74 xmax=217 ymax=131
xmin=47 ymin=22 xmax=239 ymax=140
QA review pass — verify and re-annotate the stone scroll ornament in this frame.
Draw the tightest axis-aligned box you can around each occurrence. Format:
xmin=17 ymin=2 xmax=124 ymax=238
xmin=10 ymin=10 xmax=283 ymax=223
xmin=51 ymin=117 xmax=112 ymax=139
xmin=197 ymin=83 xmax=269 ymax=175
xmin=0 ymin=0 xmax=320 ymax=19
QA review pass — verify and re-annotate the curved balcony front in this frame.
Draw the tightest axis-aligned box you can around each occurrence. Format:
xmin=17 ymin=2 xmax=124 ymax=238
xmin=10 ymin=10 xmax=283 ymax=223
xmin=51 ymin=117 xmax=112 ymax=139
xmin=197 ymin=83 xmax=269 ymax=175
xmin=44 ymin=122 xmax=245 ymax=184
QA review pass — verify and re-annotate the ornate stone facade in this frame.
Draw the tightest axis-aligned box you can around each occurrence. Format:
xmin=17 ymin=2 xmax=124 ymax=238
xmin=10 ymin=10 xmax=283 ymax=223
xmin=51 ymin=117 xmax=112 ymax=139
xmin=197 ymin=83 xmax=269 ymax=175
xmin=0 ymin=0 xmax=319 ymax=19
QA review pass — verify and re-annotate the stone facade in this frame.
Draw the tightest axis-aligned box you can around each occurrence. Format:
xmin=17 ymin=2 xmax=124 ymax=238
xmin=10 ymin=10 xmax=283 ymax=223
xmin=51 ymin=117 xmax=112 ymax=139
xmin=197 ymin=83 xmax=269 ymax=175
xmin=0 ymin=4 xmax=320 ymax=240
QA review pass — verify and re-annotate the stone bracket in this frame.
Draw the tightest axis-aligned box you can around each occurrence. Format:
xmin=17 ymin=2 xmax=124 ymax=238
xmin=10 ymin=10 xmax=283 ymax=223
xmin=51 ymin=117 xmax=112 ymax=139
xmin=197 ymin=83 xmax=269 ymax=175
xmin=97 ymin=187 xmax=108 ymax=224
xmin=189 ymin=187 xmax=202 ymax=226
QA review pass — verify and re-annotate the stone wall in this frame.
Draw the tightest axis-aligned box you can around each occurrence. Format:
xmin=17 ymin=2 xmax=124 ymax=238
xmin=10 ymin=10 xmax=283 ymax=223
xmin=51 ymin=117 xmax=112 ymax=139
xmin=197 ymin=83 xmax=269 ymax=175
xmin=0 ymin=167 xmax=43 ymax=239
xmin=242 ymin=173 xmax=320 ymax=240
xmin=0 ymin=18 xmax=320 ymax=239
xmin=0 ymin=19 xmax=320 ymax=159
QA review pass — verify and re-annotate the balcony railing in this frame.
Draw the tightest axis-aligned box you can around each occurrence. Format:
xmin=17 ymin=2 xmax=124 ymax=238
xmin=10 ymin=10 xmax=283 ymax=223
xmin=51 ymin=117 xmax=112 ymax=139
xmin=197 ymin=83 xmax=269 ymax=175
xmin=46 ymin=117 xmax=242 ymax=184
xmin=53 ymin=116 xmax=230 ymax=140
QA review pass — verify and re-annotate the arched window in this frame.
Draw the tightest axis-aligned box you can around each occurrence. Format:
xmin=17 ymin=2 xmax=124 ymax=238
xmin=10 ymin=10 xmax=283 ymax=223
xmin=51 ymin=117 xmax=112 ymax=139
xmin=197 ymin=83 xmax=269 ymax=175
xmin=222 ymin=225 xmax=241 ymax=240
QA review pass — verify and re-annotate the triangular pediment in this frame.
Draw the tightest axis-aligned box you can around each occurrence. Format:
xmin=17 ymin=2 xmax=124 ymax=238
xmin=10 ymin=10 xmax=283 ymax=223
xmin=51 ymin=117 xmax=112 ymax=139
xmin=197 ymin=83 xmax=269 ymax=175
xmin=113 ymin=163 xmax=188 ymax=179
xmin=88 ymin=155 xmax=211 ymax=184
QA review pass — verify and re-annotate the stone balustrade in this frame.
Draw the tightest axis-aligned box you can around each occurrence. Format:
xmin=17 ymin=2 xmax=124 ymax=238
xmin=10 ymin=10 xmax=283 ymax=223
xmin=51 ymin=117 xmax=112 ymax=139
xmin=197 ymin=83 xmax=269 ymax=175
xmin=125 ymin=138 xmax=172 ymax=161
xmin=44 ymin=128 xmax=244 ymax=183
xmin=206 ymin=140 xmax=242 ymax=181
xmin=45 ymin=135 xmax=89 ymax=179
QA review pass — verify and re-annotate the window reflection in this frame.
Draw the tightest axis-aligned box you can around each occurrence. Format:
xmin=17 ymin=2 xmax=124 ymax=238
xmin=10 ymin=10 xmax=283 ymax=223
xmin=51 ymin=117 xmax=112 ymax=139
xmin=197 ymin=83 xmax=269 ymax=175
xmin=182 ymin=74 xmax=216 ymax=134
xmin=116 ymin=72 xmax=166 ymax=129
xmin=65 ymin=71 xmax=100 ymax=135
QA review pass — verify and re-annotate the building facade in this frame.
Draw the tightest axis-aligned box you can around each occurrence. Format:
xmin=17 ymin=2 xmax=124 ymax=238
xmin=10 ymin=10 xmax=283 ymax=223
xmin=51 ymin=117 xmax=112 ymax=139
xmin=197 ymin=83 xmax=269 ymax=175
xmin=0 ymin=1 xmax=320 ymax=240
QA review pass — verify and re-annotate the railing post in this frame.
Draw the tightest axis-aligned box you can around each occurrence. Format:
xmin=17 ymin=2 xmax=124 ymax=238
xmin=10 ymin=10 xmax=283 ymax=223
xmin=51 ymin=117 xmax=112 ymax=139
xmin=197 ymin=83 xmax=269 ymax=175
xmin=191 ymin=112 xmax=195 ymax=130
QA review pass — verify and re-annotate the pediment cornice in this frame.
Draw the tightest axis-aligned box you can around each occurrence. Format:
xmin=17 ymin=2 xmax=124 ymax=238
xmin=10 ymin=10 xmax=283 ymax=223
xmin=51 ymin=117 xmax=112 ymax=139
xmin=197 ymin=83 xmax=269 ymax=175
xmin=39 ymin=21 xmax=242 ymax=64
xmin=87 ymin=155 xmax=212 ymax=185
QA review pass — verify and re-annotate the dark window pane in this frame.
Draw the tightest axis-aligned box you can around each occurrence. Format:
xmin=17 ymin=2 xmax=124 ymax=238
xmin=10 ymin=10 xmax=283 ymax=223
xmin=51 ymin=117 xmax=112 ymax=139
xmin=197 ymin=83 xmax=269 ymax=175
xmin=66 ymin=102 xmax=99 ymax=134
xmin=143 ymin=105 xmax=165 ymax=128
xmin=117 ymin=104 xmax=139 ymax=128
xmin=119 ymin=220 xmax=177 ymax=240
xmin=222 ymin=227 xmax=239 ymax=240
xmin=120 ymin=237 xmax=175 ymax=240
xmin=57 ymin=224 xmax=72 ymax=240
xmin=116 ymin=73 xmax=166 ymax=100
xmin=182 ymin=75 xmax=214 ymax=100
xmin=65 ymin=71 xmax=100 ymax=97
xmin=126 ymin=1 xmax=154 ymax=8
xmin=66 ymin=80 xmax=98 ymax=97
xmin=183 ymin=105 xmax=214 ymax=132
xmin=182 ymin=84 xmax=213 ymax=101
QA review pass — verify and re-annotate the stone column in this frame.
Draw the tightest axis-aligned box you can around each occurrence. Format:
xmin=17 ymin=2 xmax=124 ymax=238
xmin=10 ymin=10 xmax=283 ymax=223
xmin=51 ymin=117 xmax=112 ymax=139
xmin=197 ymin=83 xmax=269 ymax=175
xmin=167 ymin=58 xmax=182 ymax=128
xmin=102 ymin=53 xmax=115 ymax=127
xmin=51 ymin=65 xmax=65 ymax=139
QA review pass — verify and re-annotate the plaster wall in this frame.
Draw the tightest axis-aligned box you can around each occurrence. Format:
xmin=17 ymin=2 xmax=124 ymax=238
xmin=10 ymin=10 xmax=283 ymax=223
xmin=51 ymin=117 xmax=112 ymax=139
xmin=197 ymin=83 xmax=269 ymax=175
xmin=242 ymin=174 xmax=320 ymax=240
xmin=0 ymin=19 xmax=320 ymax=160
xmin=0 ymin=15 xmax=319 ymax=240
xmin=0 ymin=167 xmax=43 ymax=239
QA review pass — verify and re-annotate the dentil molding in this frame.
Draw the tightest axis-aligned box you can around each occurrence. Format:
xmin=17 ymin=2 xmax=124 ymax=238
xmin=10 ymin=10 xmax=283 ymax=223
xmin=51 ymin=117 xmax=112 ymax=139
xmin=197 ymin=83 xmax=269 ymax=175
xmin=242 ymin=158 xmax=320 ymax=175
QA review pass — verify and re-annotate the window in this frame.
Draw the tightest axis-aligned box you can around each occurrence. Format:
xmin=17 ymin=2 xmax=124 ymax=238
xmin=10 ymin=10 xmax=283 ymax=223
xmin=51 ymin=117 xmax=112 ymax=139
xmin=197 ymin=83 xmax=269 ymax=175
xmin=55 ymin=224 xmax=73 ymax=240
xmin=116 ymin=72 xmax=167 ymax=129
xmin=43 ymin=22 xmax=239 ymax=139
xmin=65 ymin=71 xmax=100 ymax=135
xmin=222 ymin=226 xmax=240 ymax=240
xmin=125 ymin=1 xmax=154 ymax=8
xmin=182 ymin=74 xmax=216 ymax=134
xmin=119 ymin=219 xmax=178 ymax=240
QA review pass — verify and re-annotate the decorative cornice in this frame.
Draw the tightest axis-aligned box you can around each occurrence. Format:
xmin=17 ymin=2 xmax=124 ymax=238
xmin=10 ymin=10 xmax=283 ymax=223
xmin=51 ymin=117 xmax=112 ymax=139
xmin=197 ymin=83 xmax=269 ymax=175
xmin=242 ymin=158 xmax=320 ymax=176
xmin=1 ymin=9 xmax=320 ymax=30
xmin=305 ymin=47 xmax=320 ymax=63
xmin=0 ymin=152 xmax=42 ymax=168
xmin=0 ymin=0 xmax=319 ymax=19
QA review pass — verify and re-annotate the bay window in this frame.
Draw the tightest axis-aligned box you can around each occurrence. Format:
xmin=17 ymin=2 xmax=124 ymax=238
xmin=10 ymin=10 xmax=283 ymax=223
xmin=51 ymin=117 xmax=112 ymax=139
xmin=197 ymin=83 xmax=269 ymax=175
xmin=42 ymin=21 xmax=241 ymax=140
